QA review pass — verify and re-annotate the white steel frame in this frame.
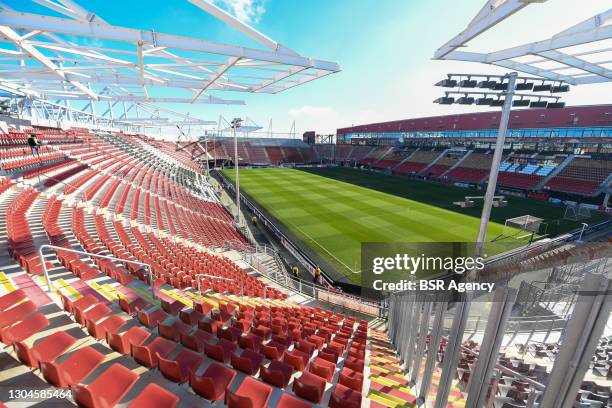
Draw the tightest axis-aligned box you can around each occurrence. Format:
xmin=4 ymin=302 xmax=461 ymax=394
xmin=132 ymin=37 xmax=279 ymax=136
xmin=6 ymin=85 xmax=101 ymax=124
xmin=0 ymin=0 xmax=340 ymax=132
xmin=434 ymin=1 xmax=612 ymax=85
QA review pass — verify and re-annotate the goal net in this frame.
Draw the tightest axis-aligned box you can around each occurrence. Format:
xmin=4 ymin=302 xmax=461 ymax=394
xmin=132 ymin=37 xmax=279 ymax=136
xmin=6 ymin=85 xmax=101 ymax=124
xmin=564 ymin=204 xmax=591 ymax=221
xmin=503 ymin=215 xmax=544 ymax=237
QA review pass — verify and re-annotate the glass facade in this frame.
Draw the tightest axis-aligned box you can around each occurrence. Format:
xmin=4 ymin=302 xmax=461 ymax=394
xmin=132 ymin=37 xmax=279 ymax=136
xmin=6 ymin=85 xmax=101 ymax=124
xmin=340 ymin=126 xmax=612 ymax=143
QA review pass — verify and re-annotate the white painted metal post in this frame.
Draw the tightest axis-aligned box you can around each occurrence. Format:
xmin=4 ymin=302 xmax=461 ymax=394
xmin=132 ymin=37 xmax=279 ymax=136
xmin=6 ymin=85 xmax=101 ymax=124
xmin=474 ymin=72 xmax=517 ymax=258
xmin=578 ymin=222 xmax=588 ymax=241
xmin=204 ymin=137 xmax=210 ymax=180
xmin=465 ymin=287 xmax=518 ymax=408
xmin=540 ymin=273 xmax=612 ymax=408
xmin=233 ymin=122 xmax=240 ymax=226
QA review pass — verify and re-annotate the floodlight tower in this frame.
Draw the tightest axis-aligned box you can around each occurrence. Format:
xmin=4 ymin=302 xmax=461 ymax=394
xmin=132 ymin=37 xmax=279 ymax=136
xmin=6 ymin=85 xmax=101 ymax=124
xmin=434 ymin=73 xmax=568 ymax=257
xmin=432 ymin=73 xmax=567 ymax=408
xmin=231 ymin=118 xmax=243 ymax=226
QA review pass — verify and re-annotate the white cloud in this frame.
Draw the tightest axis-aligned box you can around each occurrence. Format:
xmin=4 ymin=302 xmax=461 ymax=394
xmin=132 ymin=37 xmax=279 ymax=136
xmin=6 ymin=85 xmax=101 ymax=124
xmin=214 ymin=0 xmax=265 ymax=24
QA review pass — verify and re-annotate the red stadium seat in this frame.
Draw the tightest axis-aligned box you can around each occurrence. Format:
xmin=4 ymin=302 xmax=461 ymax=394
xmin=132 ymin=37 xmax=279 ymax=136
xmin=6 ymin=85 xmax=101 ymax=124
xmin=119 ymin=297 xmax=149 ymax=316
xmin=81 ymin=303 xmax=112 ymax=327
xmin=238 ymin=332 xmax=263 ymax=352
xmin=276 ymin=393 xmax=312 ymax=408
xmin=0 ymin=289 xmax=26 ymax=310
xmin=179 ymin=308 xmax=203 ymax=326
xmin=161 ymin=299 xmax=184 ymax=315
xmin=295 ymin=340 xmax=316 ymax=356
xmin=107 ymin=326 xmax=151 ymax=355
xmin=225 ymin=377 xmax=272 ymax=408
xmin=74 ymin=363 xmax=138 ymax=408
xmin=137 ymin=308 xmax=168 ymax=328
xmin=318 ymin=349 xmax=338 ymax=364
xmin=180 ymin=329 xmax=213 ymax=352
xmin=41 ymin=347 xmax=105 ymax=387
xmin=261 ymin=341 xmax=286 ymax=360
xmin=329 ymin=383 xmax=362 ymax=408
xmin=0 ymin=300 xmax=36 ymax=328
xmin=86 ymin=314 xmax=126 ymax=340
xmin=343 ymin=357 xmax=364 ymax=373
xmin=158 ymin=319 xmax=191 ymax=342
xmin=131 ymin=336 xmax=176 ymax=368
xmin=293 ymin=371 xmax=326 ymax=403
xmin=0 ymin=312 xmax=49 ymax=345
xmin=231 ymin=349 xmax=265 ymax=375
xmin=204 ymin=338 xmax=237 ymax=363
xmin=13 ymin=332 xmax=77 ymax=368
xmin=127 ymin=384 xmax=179 ymax=408
xmin=338 ymin=367 xmax=363 ymax=391
xmin=283 ymin=348 xmax=310 ymax=372
xmin=158 ymin=349 xmax=204 ymax=383
xmin=70 ymin=294 xmax=98 ymax=320
xmin=309 ymin=357 xmax=336 ymax=382
xmin=189 ymin=362 xmax=236 ymax=401
xmin=259 ymin=360 xmax=294 ymax=389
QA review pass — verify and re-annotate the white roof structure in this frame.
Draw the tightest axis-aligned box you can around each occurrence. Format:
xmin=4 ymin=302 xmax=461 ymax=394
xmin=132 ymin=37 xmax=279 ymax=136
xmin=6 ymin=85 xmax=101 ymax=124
xmin=0 ymin=0 xmax=340 ymax=131
xmin=434 ymin=1 xmax=612 ymax=85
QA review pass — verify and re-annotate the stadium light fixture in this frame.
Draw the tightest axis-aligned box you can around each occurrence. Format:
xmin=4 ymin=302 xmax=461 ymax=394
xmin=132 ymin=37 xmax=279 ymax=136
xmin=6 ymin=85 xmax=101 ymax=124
xmin=231 ymin=117 xmax=243 ymax=226
xmin=456 ymin=96 xmax=475 ymax=105
xmin=533 ymin=83 xmax=552 ymax=92
xmin=475 ymin=97 xmax=495 ymax=105
xmin=435 ymin=79 xmax=458 ymax=88
xmin=458 ymin=79 xmax=478 ymax=88
xmin=515 ymin=81 xmax=534 ymax=91
xmin=552 ymin=85 xmax=569 ymax=93
xmin=547 ymin=102 xmax=565 ymax=109
xmin=433 ymin=96 xmax=455 ymax=104
xmin=512 ymin=98 xmax=530 ymax=107
xmin=529 ymin=100 xmax=548 ymax=108
xmin=477 ymin=79 xmax=497 ymax=89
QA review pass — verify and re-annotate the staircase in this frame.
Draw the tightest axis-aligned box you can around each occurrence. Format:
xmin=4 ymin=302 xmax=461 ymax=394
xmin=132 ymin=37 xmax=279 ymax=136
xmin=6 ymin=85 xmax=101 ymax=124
xmin=535 ymin=154 xmax=574 ymax=189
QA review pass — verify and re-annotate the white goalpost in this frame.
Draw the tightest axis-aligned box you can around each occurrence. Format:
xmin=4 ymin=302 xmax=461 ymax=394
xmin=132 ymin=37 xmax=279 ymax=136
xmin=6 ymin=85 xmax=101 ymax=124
xmin=563 ymin=204 xmax=591 ymax=221
xmin=503 ymin=215 xmax=545 ymax=238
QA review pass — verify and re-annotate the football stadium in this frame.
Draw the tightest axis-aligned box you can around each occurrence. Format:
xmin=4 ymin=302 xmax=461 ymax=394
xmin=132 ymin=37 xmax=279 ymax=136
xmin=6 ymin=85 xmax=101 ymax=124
xmin=0 ymin=1 xmax=611 ymax=408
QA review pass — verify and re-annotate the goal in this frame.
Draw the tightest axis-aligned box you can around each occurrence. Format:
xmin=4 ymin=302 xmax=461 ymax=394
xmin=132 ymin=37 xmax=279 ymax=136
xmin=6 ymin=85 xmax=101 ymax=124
xmin=564 ymin=204 xmax=591 ymax=221
xmin=503 ymin=215 xmax=544 ymax=237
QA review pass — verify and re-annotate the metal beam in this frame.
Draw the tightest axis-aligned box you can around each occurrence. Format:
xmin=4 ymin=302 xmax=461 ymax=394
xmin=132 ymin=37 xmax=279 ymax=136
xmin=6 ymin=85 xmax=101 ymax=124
xmin=434 ymin=0 xmax=533 ymax=59
xmin=0 ymin=25 xmax=99 ymax=100
xmin=537 ymin=50 xmax=612 ymax=80
xmin=191 ymin=56 xmax=240 ymax=102
xmin=189 ymin=0 xmax=295 ymax=54
xmin=0 ymin=10 xmax=340 ymax=71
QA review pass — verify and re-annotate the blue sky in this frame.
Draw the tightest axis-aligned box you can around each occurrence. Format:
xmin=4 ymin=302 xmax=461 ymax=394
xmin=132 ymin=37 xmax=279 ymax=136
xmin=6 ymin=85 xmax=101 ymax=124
xmin=6 ymin=0 xmax=612 ymax=137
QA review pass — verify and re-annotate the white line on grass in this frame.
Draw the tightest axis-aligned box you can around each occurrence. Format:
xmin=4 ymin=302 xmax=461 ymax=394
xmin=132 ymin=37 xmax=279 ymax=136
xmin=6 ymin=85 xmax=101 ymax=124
xmin=290 ymin=223 xmax=362 ymax=275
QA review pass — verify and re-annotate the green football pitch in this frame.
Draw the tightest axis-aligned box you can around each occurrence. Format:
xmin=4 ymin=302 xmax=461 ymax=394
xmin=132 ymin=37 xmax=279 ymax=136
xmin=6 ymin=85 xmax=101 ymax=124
xmin=223 ymin=167 xmax=608 ymax=283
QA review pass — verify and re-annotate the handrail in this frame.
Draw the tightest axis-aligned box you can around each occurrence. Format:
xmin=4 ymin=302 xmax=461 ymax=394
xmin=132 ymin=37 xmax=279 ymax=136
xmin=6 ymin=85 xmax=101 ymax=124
xmin=38 ymin=244 xmax=155 ymax=299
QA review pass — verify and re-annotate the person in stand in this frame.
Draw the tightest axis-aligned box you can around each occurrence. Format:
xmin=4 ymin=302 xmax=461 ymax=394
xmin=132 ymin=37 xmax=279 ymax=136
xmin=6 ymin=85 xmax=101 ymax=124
xmin=314 ymin=265 xmax=321 ymax=284
xmin=251 ymin=214 xmax=257 ymax=225
xmin=27 ymin=133 xmax=41 ymax=157
xmin=292 ymin=265 xmax=299 ymax=279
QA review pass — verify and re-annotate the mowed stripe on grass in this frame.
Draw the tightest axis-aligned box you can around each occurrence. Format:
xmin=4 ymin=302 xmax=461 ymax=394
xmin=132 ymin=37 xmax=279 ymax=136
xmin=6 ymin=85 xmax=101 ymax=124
xmin=225 ymin=168 xmax=516 ymax=283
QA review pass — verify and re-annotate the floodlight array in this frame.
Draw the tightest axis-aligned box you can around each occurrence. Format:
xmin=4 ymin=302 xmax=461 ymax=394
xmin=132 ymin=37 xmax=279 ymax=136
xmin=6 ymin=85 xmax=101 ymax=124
xmin=434 ymin=73 xmax=568 ymax=109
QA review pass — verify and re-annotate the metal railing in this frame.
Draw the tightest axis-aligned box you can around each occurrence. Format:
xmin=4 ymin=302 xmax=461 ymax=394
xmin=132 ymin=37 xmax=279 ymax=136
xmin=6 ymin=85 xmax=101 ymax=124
xmin=38 ymin=244 xmax=155 ymax=298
